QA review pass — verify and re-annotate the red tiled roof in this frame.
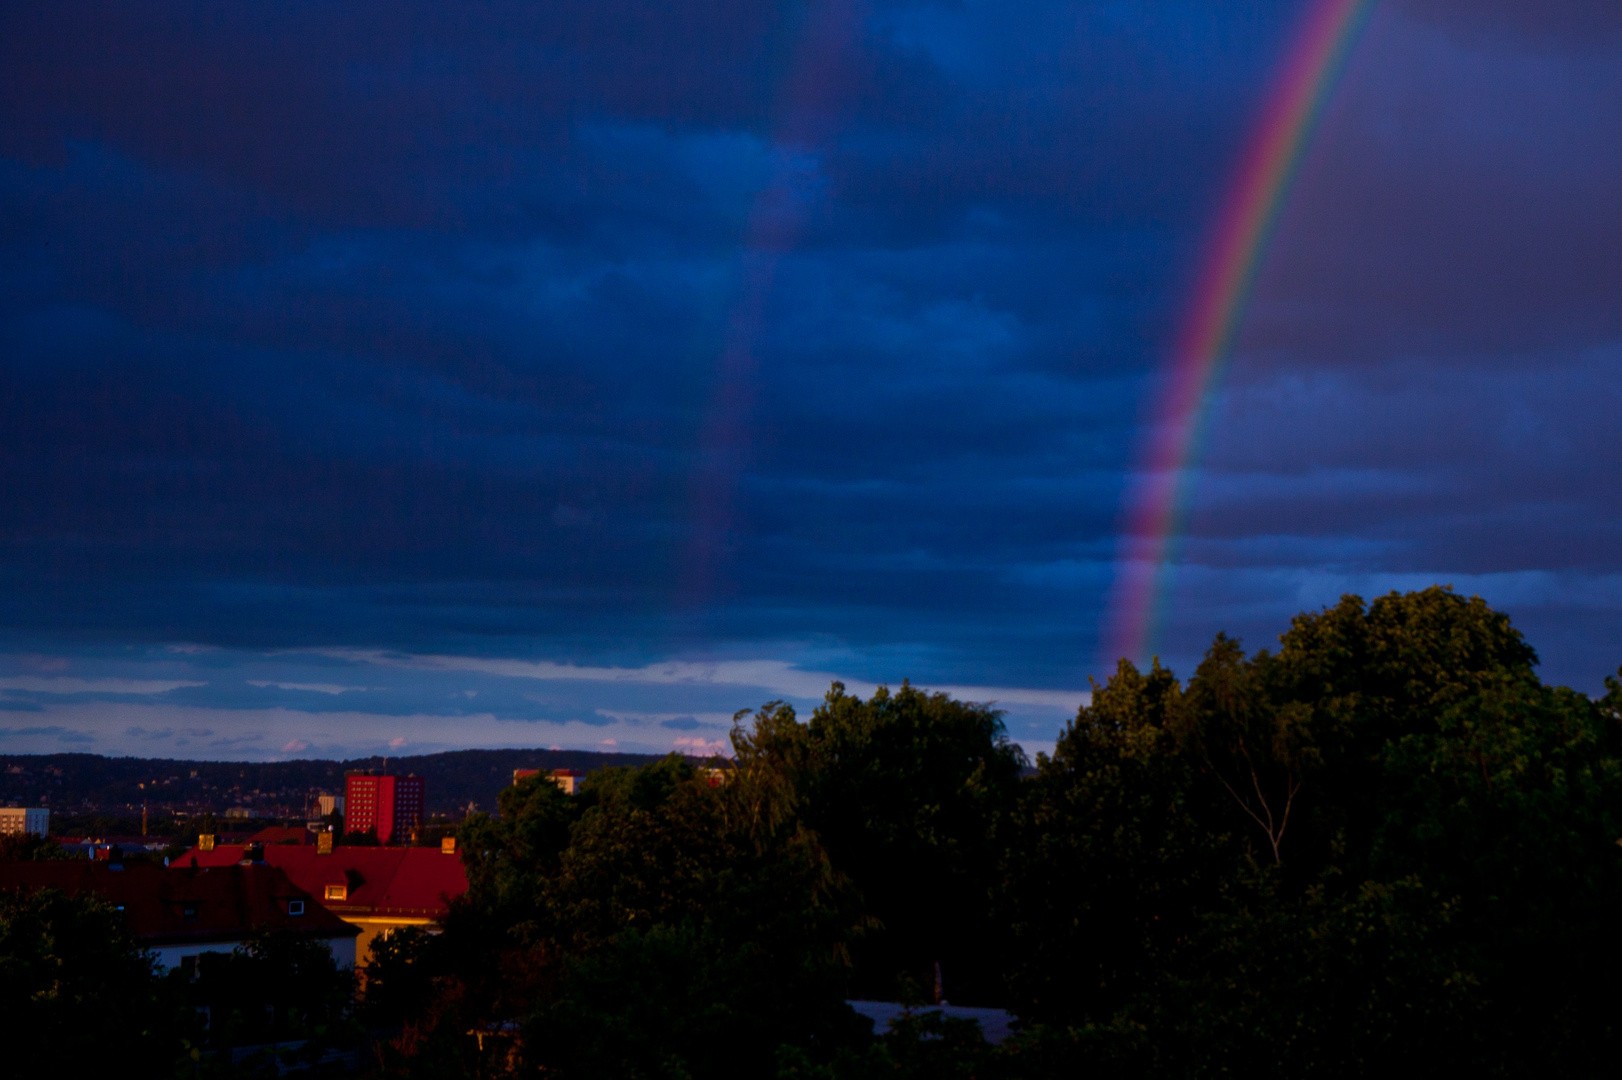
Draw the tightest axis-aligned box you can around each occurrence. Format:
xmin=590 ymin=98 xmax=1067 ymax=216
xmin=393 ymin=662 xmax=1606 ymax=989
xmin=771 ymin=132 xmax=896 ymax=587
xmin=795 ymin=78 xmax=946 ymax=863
xmin=246 ymin=826 xmax=313 ymax=846
xmin=174 ymin=844 xmax=467 ymax=920
xmin=0 ymin=860 xmax=357 ymax=946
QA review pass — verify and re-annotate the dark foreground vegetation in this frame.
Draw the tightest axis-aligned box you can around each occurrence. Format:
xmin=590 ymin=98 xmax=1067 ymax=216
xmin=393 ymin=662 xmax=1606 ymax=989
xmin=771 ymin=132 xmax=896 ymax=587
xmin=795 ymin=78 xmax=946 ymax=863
xmin=3 ymin=587 xmax=1619 ymax=1077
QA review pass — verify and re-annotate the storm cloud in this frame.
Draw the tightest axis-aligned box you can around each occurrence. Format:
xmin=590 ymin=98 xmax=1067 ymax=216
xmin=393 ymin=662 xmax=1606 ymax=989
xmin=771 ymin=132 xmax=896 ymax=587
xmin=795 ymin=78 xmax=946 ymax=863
xmin=1 ymin=1 xmax=1617 ymax=758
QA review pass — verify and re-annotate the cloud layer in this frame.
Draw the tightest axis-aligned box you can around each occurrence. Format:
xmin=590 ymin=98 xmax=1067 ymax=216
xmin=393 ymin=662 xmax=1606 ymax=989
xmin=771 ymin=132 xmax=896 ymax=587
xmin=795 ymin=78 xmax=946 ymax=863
xmin=0 ymin=646 xmax=1082 ymax=760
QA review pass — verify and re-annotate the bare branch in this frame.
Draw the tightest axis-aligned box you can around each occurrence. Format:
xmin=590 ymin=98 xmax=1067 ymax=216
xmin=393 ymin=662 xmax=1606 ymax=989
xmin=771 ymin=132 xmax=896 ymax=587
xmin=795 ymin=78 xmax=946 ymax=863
xmin=1212 ymin=772 xmax=1282 ymax=862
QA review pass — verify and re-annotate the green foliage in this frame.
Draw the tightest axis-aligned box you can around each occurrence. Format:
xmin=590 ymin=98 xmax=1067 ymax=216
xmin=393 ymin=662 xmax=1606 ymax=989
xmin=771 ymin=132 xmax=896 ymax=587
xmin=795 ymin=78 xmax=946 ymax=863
xmin=372 ymin=587 xmax=1621 ymax=1077
xmin=528 ymin=923 xmax=872 ymax=1079
xmin=0 ymin=832 xmax=71 ymax=860
xmin=736 ymin=682 xmax=1026 ymax=1002
xmin=361 ymin=925 xmax=445 ymax=1029
xmin=0 ymin=886 xmax=185 ymax=1077
xmin=1004 ymin=587 xmax=1622 ymax=1075
xmin=408 ymin=752 xmax=870 ymax=1078
xmin=877 ymin=1008 xmax=993 ymax=1079
xmin=1000 ymin=657 xmax=1227 ymax=1023
xmin=527 ymin=755 xmax=867 ymax=1077
xmin=456 ymin=771 xmax=579 ymax=941
xmin=182 ymin=929 xmax=360 ymax=1064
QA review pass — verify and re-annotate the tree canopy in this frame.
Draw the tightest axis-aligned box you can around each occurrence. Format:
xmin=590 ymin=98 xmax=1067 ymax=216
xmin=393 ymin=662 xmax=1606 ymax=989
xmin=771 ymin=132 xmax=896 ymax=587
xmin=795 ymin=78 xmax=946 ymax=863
xmin=3 ymin=587 xmax=1618 ymax=1077
xmin=0 ymin=886 xmax=185 ymax=1077
xmin=1002 ymin=587 xmax=1622 ymax=1075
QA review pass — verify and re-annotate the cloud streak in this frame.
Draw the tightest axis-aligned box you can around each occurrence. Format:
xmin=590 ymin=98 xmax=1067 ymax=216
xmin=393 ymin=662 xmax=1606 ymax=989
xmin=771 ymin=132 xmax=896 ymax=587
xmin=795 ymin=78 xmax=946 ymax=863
xmin=0 ymin=677 xmax=206 ymax=695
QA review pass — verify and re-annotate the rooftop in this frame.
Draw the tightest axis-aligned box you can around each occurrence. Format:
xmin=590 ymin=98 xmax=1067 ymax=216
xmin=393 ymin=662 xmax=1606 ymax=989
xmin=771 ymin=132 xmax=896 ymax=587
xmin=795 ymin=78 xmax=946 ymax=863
xmin=0 ymin=860 xmax=356 ymax=947
xmin=174 ymin=842 xmax=466 ymax=920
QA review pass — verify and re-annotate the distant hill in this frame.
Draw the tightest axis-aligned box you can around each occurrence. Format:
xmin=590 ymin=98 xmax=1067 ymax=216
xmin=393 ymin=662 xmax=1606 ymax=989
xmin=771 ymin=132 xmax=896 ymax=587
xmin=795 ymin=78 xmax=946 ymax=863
xmin=0 ymin=747 xmax=672 ymax=822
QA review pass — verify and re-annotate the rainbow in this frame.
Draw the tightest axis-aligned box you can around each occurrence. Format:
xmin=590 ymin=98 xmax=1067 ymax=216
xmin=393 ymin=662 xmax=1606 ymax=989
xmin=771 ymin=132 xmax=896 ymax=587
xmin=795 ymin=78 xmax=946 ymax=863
xmin=679 ymin=1 xmax=861 ymax=608
xmin=1107 ymin=0 xmax=1375 ymax=667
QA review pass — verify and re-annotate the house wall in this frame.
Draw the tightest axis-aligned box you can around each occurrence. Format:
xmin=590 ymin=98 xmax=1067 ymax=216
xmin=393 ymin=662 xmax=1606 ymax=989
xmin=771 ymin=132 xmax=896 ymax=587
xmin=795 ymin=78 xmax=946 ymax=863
xmin=150 ymin=935 xmax=357 ymax=973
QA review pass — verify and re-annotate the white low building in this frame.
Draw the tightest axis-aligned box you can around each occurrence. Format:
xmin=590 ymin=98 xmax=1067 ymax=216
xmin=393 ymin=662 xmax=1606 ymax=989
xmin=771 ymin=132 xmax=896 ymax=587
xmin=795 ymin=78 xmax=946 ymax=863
xmin=0 ymin=806 xmax=49 ymax=836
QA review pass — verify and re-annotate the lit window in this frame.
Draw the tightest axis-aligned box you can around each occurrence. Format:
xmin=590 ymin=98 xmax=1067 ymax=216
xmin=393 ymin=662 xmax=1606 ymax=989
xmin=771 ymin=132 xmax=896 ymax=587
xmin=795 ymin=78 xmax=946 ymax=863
xmin=288 ymin=900 xmax=305 ymax=916
xmin=325 ymin=884 xmax=348 ymax=901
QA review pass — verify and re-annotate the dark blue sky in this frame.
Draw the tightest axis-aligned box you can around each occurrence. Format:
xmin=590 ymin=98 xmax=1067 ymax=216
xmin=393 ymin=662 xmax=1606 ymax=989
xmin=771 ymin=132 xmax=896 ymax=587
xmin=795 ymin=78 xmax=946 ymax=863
xmin=2 ymin=1 xmax=1618 ymax=760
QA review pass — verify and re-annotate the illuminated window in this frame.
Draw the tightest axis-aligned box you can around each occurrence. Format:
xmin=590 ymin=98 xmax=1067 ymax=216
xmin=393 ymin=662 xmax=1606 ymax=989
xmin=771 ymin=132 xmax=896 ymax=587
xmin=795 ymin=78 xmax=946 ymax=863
xmin=325 ymin=884 xmax=348 ymax=901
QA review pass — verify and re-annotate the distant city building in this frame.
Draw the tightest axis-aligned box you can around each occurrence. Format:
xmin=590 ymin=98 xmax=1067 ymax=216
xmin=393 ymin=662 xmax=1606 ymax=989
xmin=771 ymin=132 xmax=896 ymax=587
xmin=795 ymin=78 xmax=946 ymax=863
xmin=514 ymin=768 xmax=584 ymax=795
xmin=317 ymin=794 xmax=345 ymax=817
xmin=0 ymin=860 xmax=358 ymax=972
xmin=0 ymin=807 xmax=48 ymax=836
xmin=344 ymin=772 xmax=425 ymax=845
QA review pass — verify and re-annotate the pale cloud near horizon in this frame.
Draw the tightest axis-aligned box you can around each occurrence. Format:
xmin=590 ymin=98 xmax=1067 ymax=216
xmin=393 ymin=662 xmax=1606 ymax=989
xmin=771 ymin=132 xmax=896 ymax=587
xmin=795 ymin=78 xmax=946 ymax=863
xmin=0 ymin=696 xmax=1066 ymax=763
xmin=0 ymin=647 xmax=1081 ymax=762
xmin=325 ymin=651 xmax=882 ymax=700
xmin=326 ymin=650 xmax=1091 ymax=713
xmin=0 ymin=677 xmax=207 ymax=695
xmin=0 ymin=702 xmax=683 ymax=759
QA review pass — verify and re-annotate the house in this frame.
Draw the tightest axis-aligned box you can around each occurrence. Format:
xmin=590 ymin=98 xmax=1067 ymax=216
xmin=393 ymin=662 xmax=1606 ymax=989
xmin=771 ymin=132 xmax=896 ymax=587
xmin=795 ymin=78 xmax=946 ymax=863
xmin=514 ymin=768 xmax=584 ymax=795
xmin=175 ymin=840 xmax=467 ymax=964
xmin=0 ymin=859 xmax=359 ymax=972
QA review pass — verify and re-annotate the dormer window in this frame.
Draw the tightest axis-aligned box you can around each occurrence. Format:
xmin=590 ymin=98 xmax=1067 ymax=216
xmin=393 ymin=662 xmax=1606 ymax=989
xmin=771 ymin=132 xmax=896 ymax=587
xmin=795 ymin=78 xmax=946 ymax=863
xmin=287 ymin=900 xmax=305 ymax=916
xmin=324 ymin=884 xmax=347 ymax=901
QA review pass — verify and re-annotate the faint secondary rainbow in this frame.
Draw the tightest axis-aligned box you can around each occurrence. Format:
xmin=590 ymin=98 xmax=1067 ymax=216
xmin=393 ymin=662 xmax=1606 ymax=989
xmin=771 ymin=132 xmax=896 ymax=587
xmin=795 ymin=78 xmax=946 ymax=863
xmin=1107 ymin=0 xmax=1375 ymax=667
xmin=679 ymin=0 xmax=862 ymax=611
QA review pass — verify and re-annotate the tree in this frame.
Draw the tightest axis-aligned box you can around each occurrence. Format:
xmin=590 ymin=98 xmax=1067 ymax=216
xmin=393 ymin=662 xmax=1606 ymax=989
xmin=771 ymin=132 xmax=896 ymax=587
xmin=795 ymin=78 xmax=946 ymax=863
xmin=1000 ymin=658 xmax=1229 ymax=1024
xmin=371 ymin=587 xmax=1622 ymax=1077
xmin=456 ymin=770 xmax=578 ymax=943
xmin=1177 ymin=635 xmax=1311 ymax=865
xmin=735 ymin=682 xmax=1026 ymax=1004
xmin=526 ymin=755 xmax=866 ymax=1077
xmin=1003 ymin=588 xmax=1622 ymax=1075
xmin=414 ymin=754 xmax=870 ymax=1078
xmin=184 ymin=929 xmax=360 ymax=1068
xmin=0 ymin=887 xmax=185 ymax=1077
xmin=0 ymin=832 xmax=70 ymax=861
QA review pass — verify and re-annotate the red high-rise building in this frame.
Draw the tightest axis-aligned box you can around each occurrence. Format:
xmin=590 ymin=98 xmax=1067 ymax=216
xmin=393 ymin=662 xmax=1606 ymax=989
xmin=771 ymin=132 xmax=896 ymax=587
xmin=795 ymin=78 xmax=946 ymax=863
xmin=344 ymin=772 xmax=425 ymax=845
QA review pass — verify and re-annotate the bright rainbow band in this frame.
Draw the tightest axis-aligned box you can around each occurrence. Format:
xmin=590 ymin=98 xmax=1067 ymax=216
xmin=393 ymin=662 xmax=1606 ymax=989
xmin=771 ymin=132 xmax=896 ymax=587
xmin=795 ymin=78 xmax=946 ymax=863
xmin=1107 ymin=0 xmax=1375 ymax=667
